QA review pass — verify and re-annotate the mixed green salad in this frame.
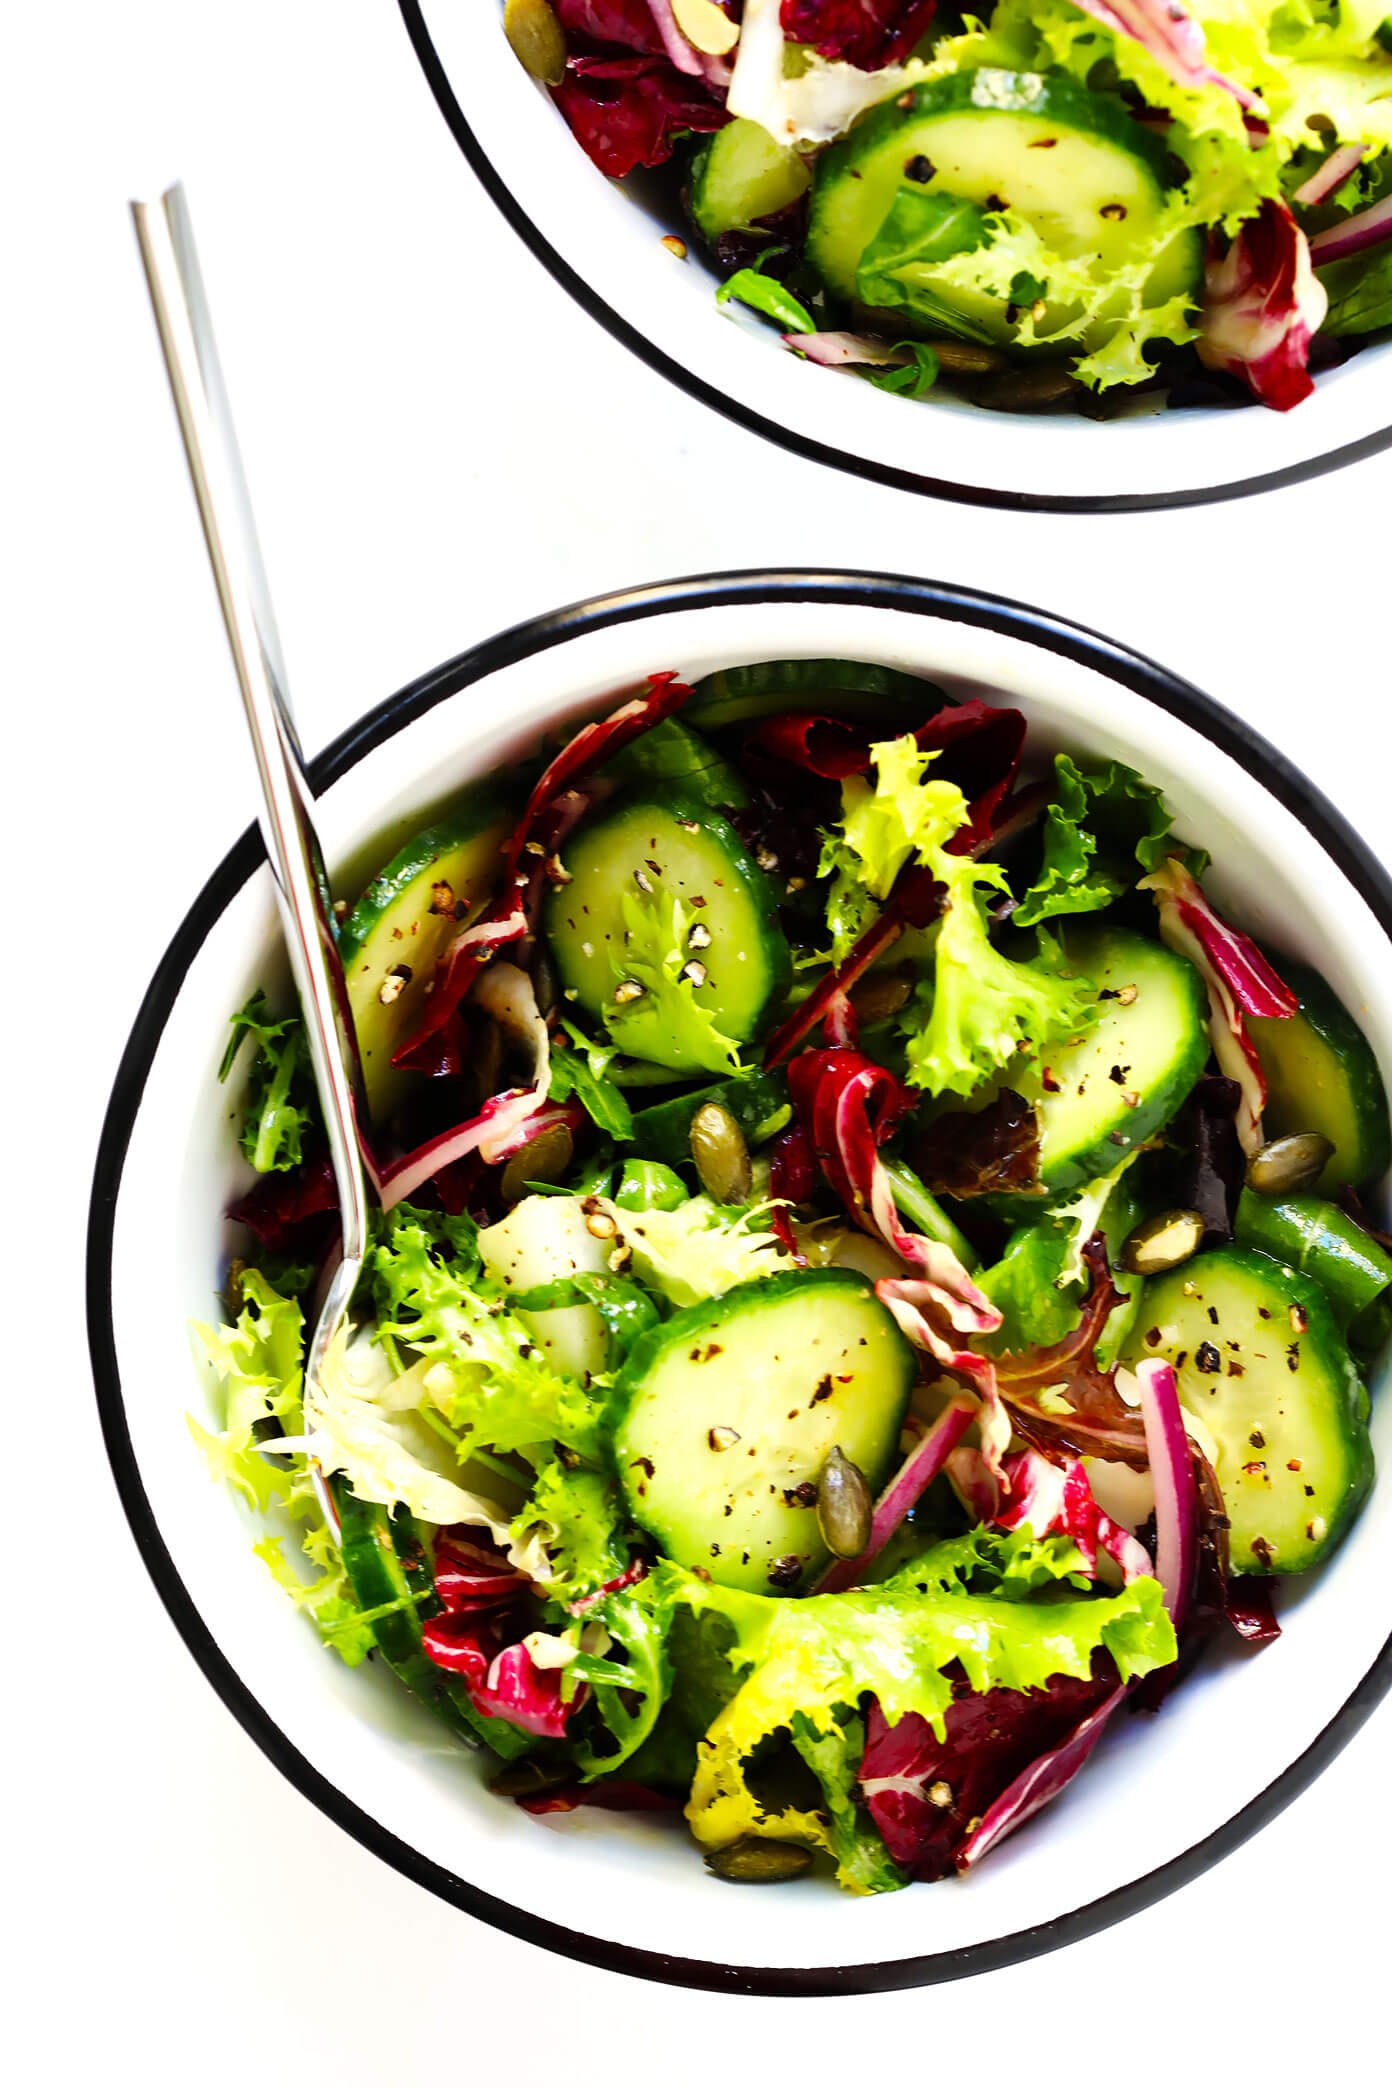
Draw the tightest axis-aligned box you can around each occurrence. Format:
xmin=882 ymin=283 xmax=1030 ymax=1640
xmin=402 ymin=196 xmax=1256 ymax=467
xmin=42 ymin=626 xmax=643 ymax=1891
xmin=198 ymin=660 xmax=1388 ymax=1891
xmin=503 ymin=0 xmax=1392 ymax=412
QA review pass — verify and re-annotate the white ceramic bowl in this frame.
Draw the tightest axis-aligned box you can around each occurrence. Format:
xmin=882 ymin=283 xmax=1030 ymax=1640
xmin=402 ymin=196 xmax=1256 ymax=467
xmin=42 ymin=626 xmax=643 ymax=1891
xmin=90 ymin=573 xmax=1392 ymax=1993
xmin=398 ymin=0 xmax=1392 ymax=511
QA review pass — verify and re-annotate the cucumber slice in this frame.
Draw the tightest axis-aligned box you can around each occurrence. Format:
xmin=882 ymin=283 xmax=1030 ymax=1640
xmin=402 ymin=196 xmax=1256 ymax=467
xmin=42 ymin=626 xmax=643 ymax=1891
xmin=1126 ymin=1248 xmax=1372 ymax=1575
xmin=806 ymin=69 xmax=1201 ymax=353
xmin=477 ymin=1194 xmax=612 ymax=1382
xmin=686 ymin=659 xmax=940 ymax=736
xmin=1249 ymin=962 xmax=1391 ymax=1193
xmin=626 ymin=1070 xmax=788 ymax=1168
xmin=339 ymin=791 xmax=511 ymax=1119
xmin=601 ymin=717 xmax=750 ymax=811
xmin=543 ymin=795 xmax=790 ymax=1073
xmin=612 ymin=1270 xmax=914 ymax=1592
xmin=1013 ymin=928 xmax=1209 ymax=1196
xmin=689 ymin=117 xmax=810 ymax=242
xmin=1234 ymin=1189 xmax=1392 ymax=1334
xmin=335 ymin=1488 xmax=530 ymax=1758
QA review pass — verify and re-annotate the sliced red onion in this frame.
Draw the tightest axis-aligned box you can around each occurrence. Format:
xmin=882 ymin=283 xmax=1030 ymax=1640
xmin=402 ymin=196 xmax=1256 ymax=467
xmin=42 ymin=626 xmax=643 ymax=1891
xmin=1133 ymin=1358 xmax=1199 ymax=1629
xmin=1294 ymin=142 xmax=1366 ymax=209
xmin=565 ymin=1557 xmax=650 ymax=1615
xmin=955 ymin=1682 xmax=1127 ymax=1871
xmin=816 ymin=1398 xmax=976 ymax=1594
xmin=782 ymin=330 xmax=910 ymax=368
xmin=1309 ymin=191 xmax=1392 ymax=264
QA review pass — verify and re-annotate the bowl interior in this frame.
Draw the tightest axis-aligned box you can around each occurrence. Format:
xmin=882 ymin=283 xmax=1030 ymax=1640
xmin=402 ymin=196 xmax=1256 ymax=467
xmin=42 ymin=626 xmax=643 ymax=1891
xmin=101 ymin=589 xmax=1392 ymax=1985
xmin=406 ymin=0 xmax=1392 ymax=509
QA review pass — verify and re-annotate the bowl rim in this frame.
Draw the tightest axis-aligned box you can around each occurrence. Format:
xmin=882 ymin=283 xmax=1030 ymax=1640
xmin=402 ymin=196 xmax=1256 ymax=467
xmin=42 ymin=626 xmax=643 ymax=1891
xmin=88 ymin=569 xmax=1392 ymax=1995
xmin=395 ymin=0 xmax=1392 ymax=517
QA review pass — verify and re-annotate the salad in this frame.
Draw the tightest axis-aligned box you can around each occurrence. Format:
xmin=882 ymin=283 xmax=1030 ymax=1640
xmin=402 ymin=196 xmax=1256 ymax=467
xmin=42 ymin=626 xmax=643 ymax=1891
xmin=499 ymin=0 xmax=1392 ymax=413
xmin=198 ymin=660 xmax=1387 ymax=1892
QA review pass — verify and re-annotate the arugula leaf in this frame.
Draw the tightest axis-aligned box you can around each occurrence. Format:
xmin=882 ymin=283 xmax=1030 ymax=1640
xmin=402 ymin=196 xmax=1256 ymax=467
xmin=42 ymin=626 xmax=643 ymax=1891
xmin=1013 ymin=755 xmax=1198 ymax=929
xmin=857 ymin=187 xmax=995 ymax=343
xmin=977 ymin=1152 xmax=1140 ymax=1352
xmin=1318 ymin=246 xmax=1392 ymax=336
xmin=548 ymin=1033 xmax=635 ymax=1140
xmin=509 ymin=1268 xmax=662 ymax=1362
xmin=604 ymin=885 xmax=747 ymax=1077
xmin=790 ymin=1712 xmax=908 ymax=1896
xmin=670 ymin=1529 xmax=1175 ymax=1888
xmin=716 ymin=267 xmax=816 ymax=334
xmin=219 ymin=991 xmax=316 ymax=1174
xmin=867 ymin=342 xmax=941 ymax=399
xmin=614 ymin=1159 xmax=688 ymax=1213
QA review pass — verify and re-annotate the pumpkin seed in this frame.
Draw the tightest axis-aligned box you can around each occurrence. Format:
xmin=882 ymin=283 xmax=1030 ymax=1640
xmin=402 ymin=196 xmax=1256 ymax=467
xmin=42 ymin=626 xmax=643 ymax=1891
xmin=817 ymin=1444 xmax=872 ymax=1559
xmin=500 ymin=1118 xmax=575 ymax=1205
xmin=1246 ymin=1132 xmax=1335 ymax=1197
xmin=848 ymin=966 xmax=913 ymax=1025
xmin=503 ymin=0 xmax=567 ymax=83
xmin=690 ymin=1101 xmax=752 ymax=1203
xmin=705 ymin=1837 xmax=814 ymax=1883
xmin=1120 ymin=1207 xmax=1206 ymax=1276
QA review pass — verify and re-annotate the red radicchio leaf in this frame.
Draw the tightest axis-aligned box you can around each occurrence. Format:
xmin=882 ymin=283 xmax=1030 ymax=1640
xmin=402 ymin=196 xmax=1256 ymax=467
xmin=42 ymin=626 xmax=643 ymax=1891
xmin=1198 ymin=199 xmax=1328 ymax=412
xmin=914 ymin=1087 xmax=1041 ymax=1198
xmin=432 ymin=1532 xmax=531 ymax=1614
xmin=860 ymin=1667 xmax=1116 ymax=1879
xmin=393 ymin=674 xmax=688 ymax=1071
xmin=1224 ymin=1577 xmax=1281 ymax=1644
xmin=779 ymin=0 xmax=938 ymax=69
xmin=565 ymin=1557 xmax=650 ymax=1614
xmin=1143 ymin=855 xmax=1296 ymax=1153
xmin=749 ymin=711 xmax=881 ymax=780
xmin=994 ymin=1447 xmax=1152 ymax=1584
xmin=764 ymin=863 xmax=946 ymax=1064
xmin=1067 ymin=0 xmax=1260 ymax=110
xmin=552 ymin=0 xmax=668 ymax=54
xmin=955 ymin=1677 xmax=1126 ymax=1871
xmin=229 ymin=1150 xmax=338 ymax=1251
xmin=421 ymin=1615 xmax=585 ymax=1738
xmin=517 ymin=1779 xmax=682 ymax=1816
xmin=552 ymin=55 xmax=728 ymax=178
xmin=1170 ymin=1073 xmax=1244 ymax=1245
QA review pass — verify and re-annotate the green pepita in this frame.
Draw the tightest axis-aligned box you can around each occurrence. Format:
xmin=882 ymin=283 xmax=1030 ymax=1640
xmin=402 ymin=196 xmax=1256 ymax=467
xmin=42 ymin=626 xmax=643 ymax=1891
xmin=1246 ymin=1132 xmax=1336 ymax=1198
xmin=500 ymin=1118 xmax=575 ymax=1205
xmin=817 ymin=1444 xmax=873 ymax=1559
xmin=690 ymin=1101 xmax=753 ymax=1204
xmin=704 ymin=1837 xmax=814 ymax=1883
xmin=503 ymin=0 xmax=567 ymax=84
xmin=1120 ymin=1207 xmax=1206 ymax=1276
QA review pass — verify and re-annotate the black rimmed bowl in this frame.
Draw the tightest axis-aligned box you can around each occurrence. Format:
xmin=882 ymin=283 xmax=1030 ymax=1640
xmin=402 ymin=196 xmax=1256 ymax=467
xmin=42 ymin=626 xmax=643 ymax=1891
xmin=398 ymin=0 xmax=1392 ymax=513
xmin=89 ymin=572 xmax=1392 ymax=1994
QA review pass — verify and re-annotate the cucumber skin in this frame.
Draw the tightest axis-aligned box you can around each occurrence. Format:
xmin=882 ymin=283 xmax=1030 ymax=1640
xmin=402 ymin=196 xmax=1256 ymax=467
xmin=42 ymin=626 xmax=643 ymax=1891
xmin=1250 ymin=960 xmax=1391 ymax=1194
xmin=610 ymin=1270 xmax=914 ymax=1589
xmin=688 ymin=119 xmax=810 ymax=243
xmin=601 ymin=717 xmax=750 ymax=812
xmin=626 ymin=1070 xmax=788 ymax=1168
xmin=338 ymin=785 xmax=505 ymax=966
xmin=335 ymin=1487 xmax=531 ymax=1760
xmin=1235 ymin=1189 xmax=1392 ymax=1332
xmin=685 ymin=660 xmax=942 ymax=736
xmin=1132 ymin=1249 xmax=1373 ymax=1575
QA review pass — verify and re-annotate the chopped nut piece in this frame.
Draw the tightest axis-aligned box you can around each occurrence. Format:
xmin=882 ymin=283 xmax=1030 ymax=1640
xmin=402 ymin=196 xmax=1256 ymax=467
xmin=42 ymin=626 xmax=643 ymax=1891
xmin=688 ymin=921 xmax=712 ymax=950
xmin=661 ymin=234 xmax=688 ymax=259
xmin=1116 ymin=984 xmax=1138 ymax=1006
xmin=613 ymin=979 xmax=645 ymax=1005
xmin=428 ymin=880 xmax=456 ymax=915
xmin=544 ymin=853 xmax=572 ymax=886
xmin=377 ymin=964 xmax=413 ymax=1005
xmin=585 ymin=1210 xmax=619 ymax=1240
xmin=634 ymin=868 xmax=654 ymax=894
xmin=927 ymin=1781 xmax=954 ymax=1809
xmin=680 ymin=959 xmax=708 ymax=988
xmin=708 ymin=1425 xmax=741 ymax=1451
xmin=756 ymin=847 xmax=779 ymax=872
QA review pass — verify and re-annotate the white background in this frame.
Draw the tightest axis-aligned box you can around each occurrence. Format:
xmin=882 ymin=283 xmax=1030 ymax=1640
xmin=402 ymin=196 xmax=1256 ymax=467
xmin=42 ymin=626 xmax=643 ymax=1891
xmin=6 ymin=1 xmax=1388 ymax=2079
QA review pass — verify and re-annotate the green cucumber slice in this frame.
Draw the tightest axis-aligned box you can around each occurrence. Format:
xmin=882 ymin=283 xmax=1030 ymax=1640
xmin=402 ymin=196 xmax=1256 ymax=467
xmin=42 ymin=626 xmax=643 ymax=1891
xmin=601 ymin=716 xmax=750 ymax=811
xmin=689 ymin=117 xmax=810 ymax=242
xmin=1012 ymin=927 xmax=1209 ymax=1196
xmin=685 ymin=659 xmax=941 ymax=736
xmin=339 ymin=791 xmax=511 ymax=1119
xmin=806 ymin=69 xmax=1201 ymax=353
xmin=335 ymin=1488 xmax=530 ymax=1758
xmin=1126 ymin=1248 xmax=1372 ymax=1575
xmin=1249 ymin=961 xmax=1391 ymax=1194
xmin=612 ymin=1269 xmax=914 ymax=1592
xmin=1234 ymin=1189 xmax=1392 ymax=1334
xmin=543 ymin=795 xmax=791 ymax=1074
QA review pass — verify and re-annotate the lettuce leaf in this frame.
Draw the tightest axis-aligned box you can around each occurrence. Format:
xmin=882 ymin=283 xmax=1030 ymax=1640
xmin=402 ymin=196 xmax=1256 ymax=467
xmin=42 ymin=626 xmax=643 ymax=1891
xmin=668 ymin=1529 xmax=1175 ymax=1886
xmin=817 ymin=733 xmax=966 ymax=961
xmin=1013 ymin=754 xmax=1194 ymax=929
xmin=219 ymin=992 xmax=315 ymax=1175
xmin=189 ymin=1271 xmax=370 ymax=1664
xmin=790 ymin=1711 xmax=909 ymax=1894
xmin=604 ymin=885 xmax=747 ymax=1077
xmin=370 ymin=1203 xmax=605 ymax=1457
xmin=902 ymin=869 xmax=1093 ymax=1097
xmin=609 ymin=1193 xmax=789 ymax=1305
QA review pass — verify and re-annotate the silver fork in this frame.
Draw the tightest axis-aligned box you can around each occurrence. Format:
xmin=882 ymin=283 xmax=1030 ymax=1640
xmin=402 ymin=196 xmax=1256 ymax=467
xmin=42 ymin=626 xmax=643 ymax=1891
xmin=132 ymin=183 xmax=373 ymax=1526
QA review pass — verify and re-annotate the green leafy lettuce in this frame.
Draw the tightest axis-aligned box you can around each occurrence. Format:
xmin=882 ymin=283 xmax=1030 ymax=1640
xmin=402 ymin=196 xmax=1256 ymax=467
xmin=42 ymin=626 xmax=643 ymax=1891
xmin=977 ymin=1150 xmax=1141 ymax=1352
xmin=667 ymin=1528 xmax=1175 ymax=1889
xmin=548 ymin=1020 xmax=635 ymax=1140
xmin=607 ymin=1193 xmax=789 ymax=1306
xmin=790 ymin=1712 xmax=909 ymax=1894
xmin=189 ymin=1271 xmax=371 ymax=1663
xmin=219 ymin=991 xmax=315 ymax=1174
xmin=605 ymin=885 xmax=747 ymax=1076
xmin=1013 ymin=754 xmax=1196 ymax=929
